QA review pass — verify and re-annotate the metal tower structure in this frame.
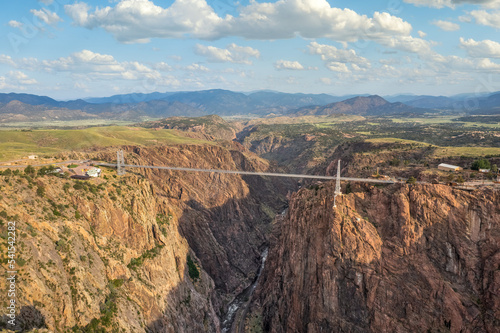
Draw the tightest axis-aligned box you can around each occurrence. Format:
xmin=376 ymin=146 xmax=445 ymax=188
xmin=117 ymin=150 xmax=126 ymax=176
xmin=333 ymin=159 xmax=341 ymax=208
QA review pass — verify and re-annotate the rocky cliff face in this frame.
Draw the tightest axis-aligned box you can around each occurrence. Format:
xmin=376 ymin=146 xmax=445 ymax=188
xmin=255 ymin=183 xmax=500 ymax=332
xmin=0 ymin=144 xmax=291 ymax=332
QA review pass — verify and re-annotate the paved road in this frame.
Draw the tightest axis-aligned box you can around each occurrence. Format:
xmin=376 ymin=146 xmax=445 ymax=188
xmin=97 ymin=163 xmax=399 ymax=184
xmin=0 ymin=160 xmax=90 ymax=168
xmin=464 ymin=181 xmax=499 ymax=186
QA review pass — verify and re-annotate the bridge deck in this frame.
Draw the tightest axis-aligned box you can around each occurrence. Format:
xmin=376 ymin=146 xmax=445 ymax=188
xmin=96 ymin=162 xmax=398 ymax=184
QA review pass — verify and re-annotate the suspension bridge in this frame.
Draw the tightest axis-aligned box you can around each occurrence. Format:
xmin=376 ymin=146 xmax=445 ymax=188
xmin=95 ymin=149 xmax=399 ymax=194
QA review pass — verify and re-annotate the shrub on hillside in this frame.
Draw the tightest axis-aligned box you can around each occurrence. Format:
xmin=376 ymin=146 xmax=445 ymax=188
xmin=187 ymin=255 xmax=200 ymax=281
xmin=406 ymin=176 xmax=416 ymax=184
xmin=24 ymin=165 xmax=36 ymax=176
xmin=36 ymin=185 xmax=45 ymax=197
xmin=471 ymin=159 xmax=491 ymax=171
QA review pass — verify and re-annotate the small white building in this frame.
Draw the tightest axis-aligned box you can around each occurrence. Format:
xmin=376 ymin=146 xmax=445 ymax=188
xmin=50 ymin=167 xmax=64 ymax=174
xmin=86 ymin=168 xmax=101 ymax=178
xmin=28 ymin=155 xmax=38 ymax=160
xmin=438 ymin=163 xmax=462 ymax=172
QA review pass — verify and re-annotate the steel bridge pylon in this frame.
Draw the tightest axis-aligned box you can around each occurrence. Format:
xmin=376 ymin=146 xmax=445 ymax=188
xmin=117 ymin=150 xmax=126 ymax=175
xmin=333 ymin=159 xmax=341 ymax=208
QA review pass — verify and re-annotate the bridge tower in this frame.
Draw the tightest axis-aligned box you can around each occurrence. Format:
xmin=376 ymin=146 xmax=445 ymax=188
xmin=117 ymin=150 xmax=126 ymax=175
xmin=333 ymin=159 xmax=341 ymax=208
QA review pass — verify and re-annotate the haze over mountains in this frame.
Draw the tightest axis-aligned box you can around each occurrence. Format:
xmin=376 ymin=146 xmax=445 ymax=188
xmin=1 ymin=89 xmax=500 ymax=123
xmin=289 ymin=95 xmax=428 ymax=116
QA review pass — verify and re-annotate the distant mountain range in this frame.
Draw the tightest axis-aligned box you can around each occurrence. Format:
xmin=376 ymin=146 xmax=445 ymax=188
xmin=84 ymin=89 xmax=347 ymax=115
xmin=0 ymin=89 xmax=499 ymax=123
xmin=385 ymin=92 xmax=500 ymax=111
xmin=289 ymin=95 xmax=428 ymax=116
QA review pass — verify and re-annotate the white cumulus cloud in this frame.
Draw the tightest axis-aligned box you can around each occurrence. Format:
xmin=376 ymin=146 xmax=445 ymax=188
xmin=466 ymin=9 xmax=500 ymax=28
xmin=404 ymin=0 xmax=453 ymax=8
xmin=8 ymin=71 xmax=38 ymax=85
xmin=31 ymin=8 xmax=62 ymax=26
xmin=0 ymin=71 xmax=38 ymax=90
xmin=404 ymin=0 xmax=500 ymax=8
xmin=274 ymin=60 xmax=305 ymax=70
xmin=194 ymin=43 xmax=260 ymax=64
xmin=325 ymin=62 xmax=350 ymax=73
xmin=459 ymin=37 xmax=500 ymax=58
xmin=65 ymin=2 xmax=91 ymax=26
xmin=65 ymin=0 xmax=414 ymax=46
xmin=0 ymin=50 xmax=181 ymax=85
xmin=377 ymin=35 xmax=434 ymax=54
xmin=423 ymin=51 xmax=500 ymax=73
xmin=65 ymin=0 xmax=224 ymax=42
xmin=8 ymin=20 xmax=23 ymax=28
xmin=453 ymin=0 xmax=500 ymax=8
xmin=0 ymin=55 xmax=16 ymax=67
xmin=152 ymin=62 xmax=173 ymax=71
xmin=222 ymin=4 xmax=412 ymax=41
xmin=186 ymin=63 xmax=210 ymax=72
xmin=432 ymin=20 xmax=460 ymax=31
xmin=308 ymin=42 xmax=371 ymax=71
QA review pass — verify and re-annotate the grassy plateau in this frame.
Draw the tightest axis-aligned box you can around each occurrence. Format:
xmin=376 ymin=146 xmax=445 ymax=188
xmin=0 ymin=126 xmax=210 ymax=161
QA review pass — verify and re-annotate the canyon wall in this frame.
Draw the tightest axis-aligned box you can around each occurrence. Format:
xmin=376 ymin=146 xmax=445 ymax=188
xmin=0 ymin=144 xmax=291 ymax=332
xmin=255 ymin=183 xmax=500 ymax=333
xmin=2 ymin=141 xmax=499 ymax=333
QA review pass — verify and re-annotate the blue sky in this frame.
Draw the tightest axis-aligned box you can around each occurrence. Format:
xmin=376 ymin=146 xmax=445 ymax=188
xmin=1 ymin=0 xmax=500 ymax=99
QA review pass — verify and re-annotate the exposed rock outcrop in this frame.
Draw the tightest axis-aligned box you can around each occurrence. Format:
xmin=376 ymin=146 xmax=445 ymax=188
xmin=0 ymin=144 xmax=291 ymax=332
xmin=256 ymin=183 xmax=500 ymax=332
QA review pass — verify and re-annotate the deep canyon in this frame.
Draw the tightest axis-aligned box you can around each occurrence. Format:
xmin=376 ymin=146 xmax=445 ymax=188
xmin=0 ymin=143 xmax=498 ymax=333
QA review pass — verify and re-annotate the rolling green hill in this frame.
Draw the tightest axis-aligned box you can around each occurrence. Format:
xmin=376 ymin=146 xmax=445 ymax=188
xmin=0 ymin=126 xmax=211 ymax=161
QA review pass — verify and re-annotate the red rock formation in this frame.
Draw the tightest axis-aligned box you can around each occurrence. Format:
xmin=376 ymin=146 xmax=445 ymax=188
xmin=256 ymin=183 xmax=500 ymax=332
xmin=0 ymin=144 xmax=291 ymax=332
